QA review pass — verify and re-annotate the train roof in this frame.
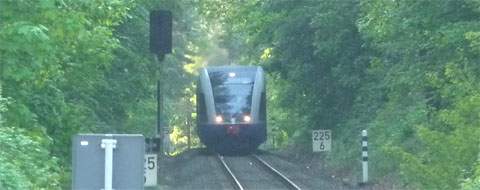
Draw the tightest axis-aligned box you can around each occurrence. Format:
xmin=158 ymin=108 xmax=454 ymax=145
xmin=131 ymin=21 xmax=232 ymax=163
xmin=203 ymin=66 xmax=261 ymax=72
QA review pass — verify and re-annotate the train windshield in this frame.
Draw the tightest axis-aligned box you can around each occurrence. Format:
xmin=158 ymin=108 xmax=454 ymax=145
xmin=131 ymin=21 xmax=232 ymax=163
xmin=212 ymin=84 xmax=253 ymax=115
xmin=209 ymin=71 xmax=255 ymax=118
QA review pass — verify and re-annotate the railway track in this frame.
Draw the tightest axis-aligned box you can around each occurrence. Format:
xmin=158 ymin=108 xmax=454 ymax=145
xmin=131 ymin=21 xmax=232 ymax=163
xmin=217 ymin=154 xmax=302 ymax=190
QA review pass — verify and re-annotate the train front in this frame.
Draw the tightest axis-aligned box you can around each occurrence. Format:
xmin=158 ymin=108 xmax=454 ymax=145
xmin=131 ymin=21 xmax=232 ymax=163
xmin=197 ymin=66 xmax=266 ymax=155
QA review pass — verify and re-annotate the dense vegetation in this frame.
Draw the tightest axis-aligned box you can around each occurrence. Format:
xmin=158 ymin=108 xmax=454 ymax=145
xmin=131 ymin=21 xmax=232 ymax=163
xmin=1 ymin=0 xmax=479 ymax=189
xmin=0 ymin=0 xmax=207 ymax=188
xmin=199 ymin=0 xmax=480 ymax=189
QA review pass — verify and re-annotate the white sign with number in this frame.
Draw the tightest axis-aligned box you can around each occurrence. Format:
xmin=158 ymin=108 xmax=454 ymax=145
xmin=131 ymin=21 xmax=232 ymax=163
xmin=312 ymin=130 xmax=331 ymax=152
xmin=144 ymin=154 xmax=157 ymax=186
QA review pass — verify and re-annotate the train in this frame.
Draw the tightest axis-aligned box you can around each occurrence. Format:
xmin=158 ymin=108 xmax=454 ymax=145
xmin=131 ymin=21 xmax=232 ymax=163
xmin=196 ymin=66 xmax=267 ymax=155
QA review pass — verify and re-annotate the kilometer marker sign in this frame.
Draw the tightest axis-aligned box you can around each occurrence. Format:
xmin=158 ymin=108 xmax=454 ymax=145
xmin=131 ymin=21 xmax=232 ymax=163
xmin=144 ymin=154 xmax=157 ymax=186
xmin=312 ymin=130 xmax=331 ymax=152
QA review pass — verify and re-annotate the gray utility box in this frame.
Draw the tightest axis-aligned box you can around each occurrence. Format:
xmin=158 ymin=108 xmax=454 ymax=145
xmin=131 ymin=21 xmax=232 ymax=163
xmin=72 ymin=134 xmax=145 ymax=190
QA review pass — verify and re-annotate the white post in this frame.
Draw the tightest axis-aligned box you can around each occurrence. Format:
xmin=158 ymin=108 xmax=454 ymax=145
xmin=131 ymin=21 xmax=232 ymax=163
xmin=101 ymin=139 xmax=117 ymax=190
xmin=361 ymin=130 xmax=368 ymax=184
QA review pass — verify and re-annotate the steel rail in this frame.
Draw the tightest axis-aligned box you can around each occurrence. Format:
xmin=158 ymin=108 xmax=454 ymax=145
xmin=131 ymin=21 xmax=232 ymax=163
xmin=217 ymin=154 xmax=245 ymax=190
xmin=251 ymin=154 xmax=302 ymax=190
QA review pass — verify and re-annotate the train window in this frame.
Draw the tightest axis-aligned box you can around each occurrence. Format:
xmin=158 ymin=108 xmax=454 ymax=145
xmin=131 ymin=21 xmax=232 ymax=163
xmin=209 ymin=70 xmax=256 ymax=123
xmin=259 ymin=92 xmax=266 ymax=121
xmin=197 ymin=93 xmax=208 ymax=123
xmin=209 ymin=71 xmax=256 ymax=86
xmin=212 ymin=84 xmax=253 ymax=117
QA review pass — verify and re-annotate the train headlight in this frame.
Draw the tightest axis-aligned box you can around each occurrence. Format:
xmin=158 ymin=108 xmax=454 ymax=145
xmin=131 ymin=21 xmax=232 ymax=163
xmin=215 ymin=115 xmax=223 ymax=123
xmin=243 ymin=115 xmax=251 ymax=123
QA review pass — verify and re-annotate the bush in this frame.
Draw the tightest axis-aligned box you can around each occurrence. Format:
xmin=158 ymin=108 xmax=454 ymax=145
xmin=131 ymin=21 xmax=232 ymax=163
xmin=0 ymin=127 xmax=61 ymax=189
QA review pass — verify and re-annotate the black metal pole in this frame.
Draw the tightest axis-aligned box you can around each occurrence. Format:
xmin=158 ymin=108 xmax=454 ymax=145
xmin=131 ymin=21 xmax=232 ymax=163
xmin=154 ymin=55 xmax=163 ymax=155
xmin=157 ymin=81 xmax=162 ymax=144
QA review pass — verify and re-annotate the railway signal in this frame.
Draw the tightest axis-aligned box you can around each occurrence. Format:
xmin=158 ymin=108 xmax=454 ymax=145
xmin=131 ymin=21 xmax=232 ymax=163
xmin=150 ymin=10 xmax=172 ymax=57
xmin=149 ymin=10 xmax=173 ymax=155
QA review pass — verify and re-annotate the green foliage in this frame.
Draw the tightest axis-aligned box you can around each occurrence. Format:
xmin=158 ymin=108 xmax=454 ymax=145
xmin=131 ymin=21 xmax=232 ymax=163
xmin=1 ymin=0 xmax=211 ymax=186
xmin=200 ymin=0 xmax=366 ymax=148
xmin=462 ymin=159 xmax=480 ymax=190
xmin=0 ymin=0 xmax=136 ymax=186
xmin=0 ymin=127 xmax=61 ymax=189
xmin=359 ymin=0 xmax=480 ymax=188
xmin=199 ymin=0 xmax=480 ymax=189
xmin=2 ymin=0 xmax=480 ymax=188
